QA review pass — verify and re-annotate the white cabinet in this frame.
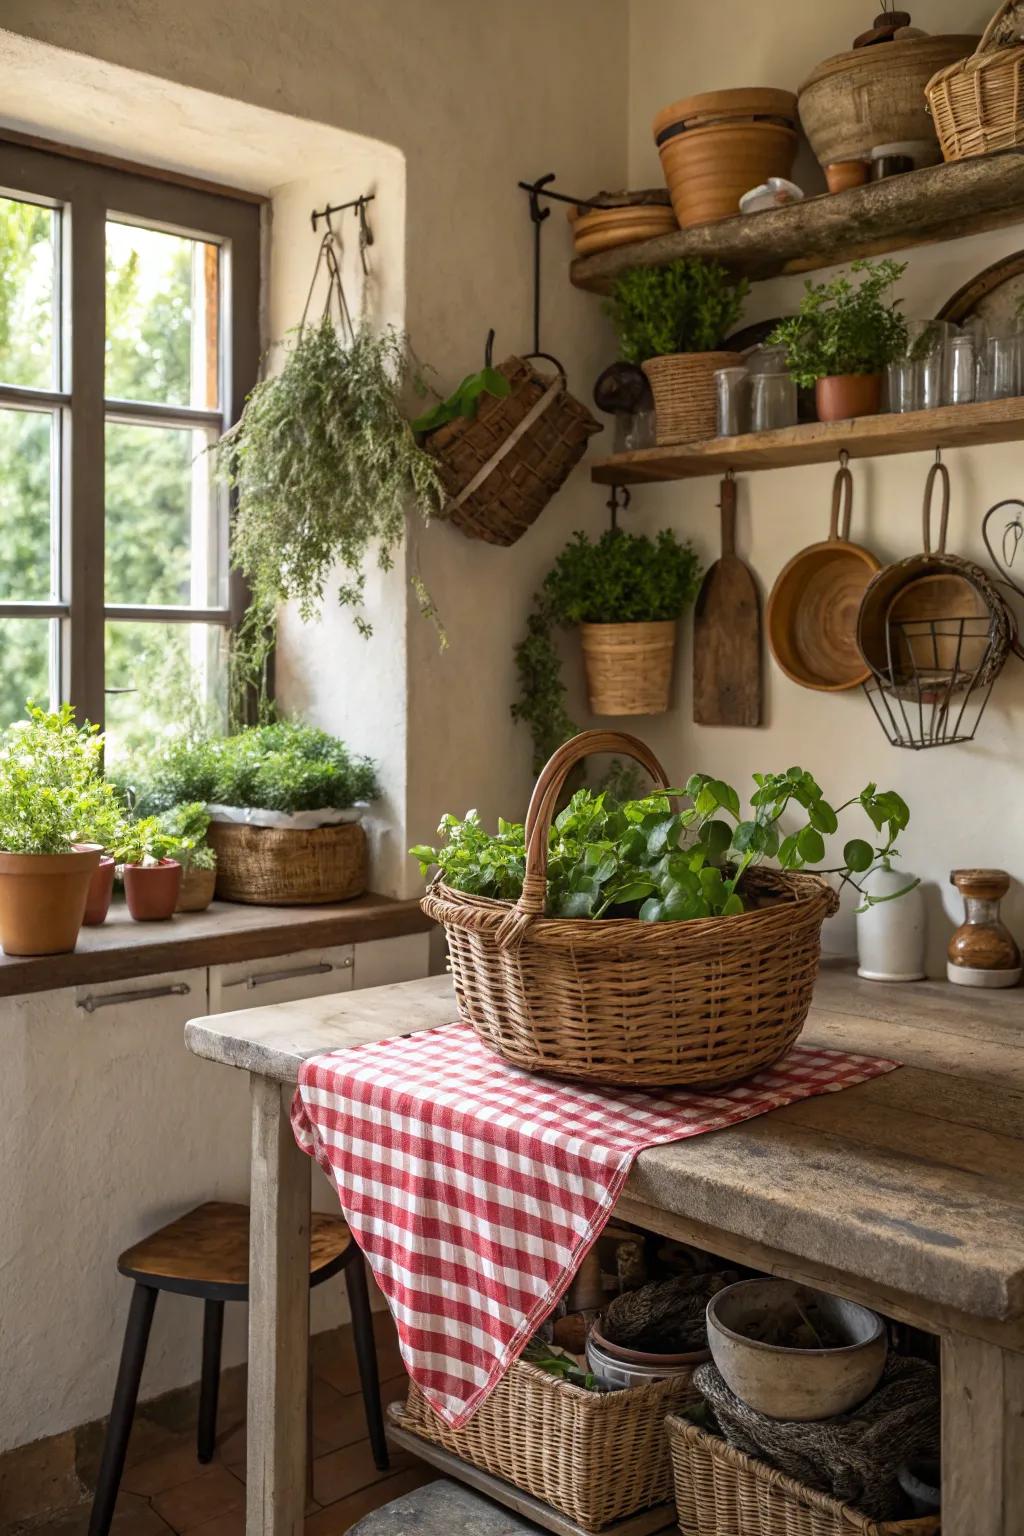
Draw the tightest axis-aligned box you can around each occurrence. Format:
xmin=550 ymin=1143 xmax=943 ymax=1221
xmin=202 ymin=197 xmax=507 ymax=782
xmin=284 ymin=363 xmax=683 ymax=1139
xmin=351 ymin=932 xmax=431 ymax=991
xmin=208 ymin=943 xmax=354 ymax=1013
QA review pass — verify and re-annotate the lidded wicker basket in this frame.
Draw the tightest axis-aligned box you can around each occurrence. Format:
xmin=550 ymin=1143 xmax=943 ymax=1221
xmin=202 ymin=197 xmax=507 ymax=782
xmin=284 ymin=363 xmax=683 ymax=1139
xmin=926 ymin=1 xmax=1024 ymax=161
xmin=421 ymin=730 xmax=838 ymax=1088
xmin=423 ymin=349 xmax=601 ymax=547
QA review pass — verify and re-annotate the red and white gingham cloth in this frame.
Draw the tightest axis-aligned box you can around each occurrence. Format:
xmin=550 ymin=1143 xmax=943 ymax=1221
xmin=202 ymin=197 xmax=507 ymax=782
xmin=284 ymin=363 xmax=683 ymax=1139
xmin=292 ymin=1022 xmax=897 ymax=1428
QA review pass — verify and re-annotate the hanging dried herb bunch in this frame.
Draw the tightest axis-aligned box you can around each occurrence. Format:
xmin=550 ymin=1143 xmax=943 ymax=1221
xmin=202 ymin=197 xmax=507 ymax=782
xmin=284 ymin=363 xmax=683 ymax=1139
xmin=216 ymin=238 xmax=444 ymax=700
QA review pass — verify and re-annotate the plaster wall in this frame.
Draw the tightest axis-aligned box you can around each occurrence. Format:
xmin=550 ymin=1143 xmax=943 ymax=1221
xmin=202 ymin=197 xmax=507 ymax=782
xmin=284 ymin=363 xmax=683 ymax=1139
xmin=626 ymin=0 xmax=1024 ymax=971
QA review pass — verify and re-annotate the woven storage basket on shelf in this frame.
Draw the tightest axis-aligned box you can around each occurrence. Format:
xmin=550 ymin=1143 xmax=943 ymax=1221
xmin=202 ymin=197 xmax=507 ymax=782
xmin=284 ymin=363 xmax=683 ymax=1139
xmin=400 ymin=1355 xmax=699 ymax=1532
xmin=666 ymin=1417 xmax=940 ymax=1536
xmin=926 ymin=1 xmax=1024 ymax=161
xmin=421 ymin=730 xmax=838 ymax=1088
xmin=642 ymin=352 xmax=742 ymax=445
xmin=207 ymin=821 xmax=367 ymax=906
xmin=580 ymin=621 xmax=677 ymax=715
xmin=423 ymin=354 xmax=601 ymax=547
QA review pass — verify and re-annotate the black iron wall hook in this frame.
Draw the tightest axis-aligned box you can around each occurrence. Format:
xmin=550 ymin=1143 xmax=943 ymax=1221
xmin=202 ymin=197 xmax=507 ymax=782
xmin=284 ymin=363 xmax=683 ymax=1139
xmin=517 ymin=173 xmax=606 ymax=365
xmin=310 ymin=193 xmax=376 ymax=273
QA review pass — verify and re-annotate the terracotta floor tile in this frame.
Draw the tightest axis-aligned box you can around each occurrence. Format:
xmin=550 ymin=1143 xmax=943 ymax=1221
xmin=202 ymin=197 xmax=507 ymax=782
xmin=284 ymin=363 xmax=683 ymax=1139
xmin=151 ymin=1465 xmax=243 ymax=1532
xmin=312 ymin=1374 xmax=407 ymax=1459
xmin=305 ymin=1467 xmax=435 ymax=1533
xmin=312 ymin=1439 xmax=421 ymax=1509
xmin=182 ymin=1511 xmax=246 ymax=1536
xmin=122 ymin=1441 xmax=215 ymax=1498
xmin=23 ymin=1492 xmax=173 ymax=1535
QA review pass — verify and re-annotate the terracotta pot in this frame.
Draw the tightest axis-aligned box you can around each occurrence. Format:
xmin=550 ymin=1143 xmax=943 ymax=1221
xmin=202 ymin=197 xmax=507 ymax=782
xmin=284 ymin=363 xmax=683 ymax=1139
xmin=825 ymin=160 xmax=869 ymax=193
xmin=175 ymin=864 xmax=217 ymax=914
xmin=654 ymin=90 xmax=798 ymax=228
xmin=123 ymin=859 xmax=182 ymax=921
xmin=0 ymin=844 xmax=102 ymax=956
xmin=83 ymin=855 xmax=116 ymax=926
xmin=815 ymin=373 xmax=883 ymax=422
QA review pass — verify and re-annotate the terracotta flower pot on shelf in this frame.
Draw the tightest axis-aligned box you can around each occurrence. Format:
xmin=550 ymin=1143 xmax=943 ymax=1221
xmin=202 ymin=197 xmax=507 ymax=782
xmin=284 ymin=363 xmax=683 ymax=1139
xmin=0 ymin=844 xmax=102 ymax=956
xmin=122 ymin=858 xmax=182 ymax=922
xmin=175 ymin=864 xmax=217 ymax=914
xmin=653 ymin=88 xmax=799 ymax=228
xmin=642 ymin=351 xmax=743 ymax=445
xmin=815 ymin=373 xmax=883 ymax=422
xmin=83 ymin=855 xmax=116 ymax=927
xmin=580 ymin=622 xmax=677 ymax=716
xmin=825 ymin=160 xmax=869 ymax=193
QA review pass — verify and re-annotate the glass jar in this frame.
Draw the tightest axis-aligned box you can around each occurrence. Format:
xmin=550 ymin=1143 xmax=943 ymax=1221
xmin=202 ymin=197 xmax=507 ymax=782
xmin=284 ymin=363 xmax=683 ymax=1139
xmin=750 ymin=371 xmax=797 ymax=431
xmin=945 ymin=333 xmax=975 ymax=406
xmin=947 ymin=868 xmax=1022 ymax=987
xmin=715 ymin=367 xmax=750 ymax=437
xmin=980 ymin=331 xmax=1024 ymax=401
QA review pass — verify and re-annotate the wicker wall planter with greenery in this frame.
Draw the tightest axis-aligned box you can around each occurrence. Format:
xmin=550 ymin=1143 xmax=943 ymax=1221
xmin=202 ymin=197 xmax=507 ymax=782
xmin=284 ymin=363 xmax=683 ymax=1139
xmin=666 ymin=1416 xmax=940 ymax=1536
xmin=414 ymin=353 xmax=601 ymax=547
xmin=400 ymin=1356 xmax=696 ymax=1532
xmin=606 ymin=259 xmax=748 ymax=445
xmin=414 ymin=730 xmax=913 ymax=1089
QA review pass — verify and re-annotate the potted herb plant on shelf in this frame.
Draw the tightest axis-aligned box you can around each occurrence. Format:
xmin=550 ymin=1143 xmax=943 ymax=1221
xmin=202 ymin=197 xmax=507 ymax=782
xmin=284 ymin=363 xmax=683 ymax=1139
xmin=126 ymin=721 xmax=379 ymax=907
xmin=156 ymin=802 xmax=218 ymax=913
xmin=0 ymin=704 xmax=124 ymax=956
xmin=513 ymin=528 xmax=702 ymax=772
xmin=115 ymin=818 xmax=185 ymax=922
xmin=605 ymin=258 xmax=748 ymax=444
xmin=768 ymin=258 xmax=908 ymax=422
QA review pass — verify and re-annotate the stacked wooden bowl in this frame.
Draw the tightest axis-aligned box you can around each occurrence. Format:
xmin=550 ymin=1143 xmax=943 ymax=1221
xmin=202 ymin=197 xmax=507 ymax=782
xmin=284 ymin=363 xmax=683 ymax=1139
xmin=568 ymin=190 xmax=676 ymax=256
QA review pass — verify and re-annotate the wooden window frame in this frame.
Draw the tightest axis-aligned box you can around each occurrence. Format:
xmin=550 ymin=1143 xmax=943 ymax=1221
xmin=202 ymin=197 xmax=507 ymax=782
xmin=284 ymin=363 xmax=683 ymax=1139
xmin=0 ymin=140 xmax=260 ymax=728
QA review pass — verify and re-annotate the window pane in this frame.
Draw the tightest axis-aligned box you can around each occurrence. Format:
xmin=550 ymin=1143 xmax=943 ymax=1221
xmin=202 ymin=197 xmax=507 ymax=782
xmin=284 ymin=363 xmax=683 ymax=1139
xmin=104 ymin=621 xmax=227 ymax=768
xmin=105 ymin=222 xmax=219 ymax=408
xmin=0 ymin=196 xmax=56 ymax=391
xmin=0 ymin=619 xmax=52 ymax=729
xmin=0 ymin=409 xmax=55 ymax=599
xmin=105 ymin=420 xmax=221 ymax=606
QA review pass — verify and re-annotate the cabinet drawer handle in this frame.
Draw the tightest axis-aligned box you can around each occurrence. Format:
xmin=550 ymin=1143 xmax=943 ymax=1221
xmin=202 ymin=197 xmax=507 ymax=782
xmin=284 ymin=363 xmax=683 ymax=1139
xmin=225 ymin=958 xmax=352 ymax=991
xmin=78 ymin=982 xmax=191 ymax=1014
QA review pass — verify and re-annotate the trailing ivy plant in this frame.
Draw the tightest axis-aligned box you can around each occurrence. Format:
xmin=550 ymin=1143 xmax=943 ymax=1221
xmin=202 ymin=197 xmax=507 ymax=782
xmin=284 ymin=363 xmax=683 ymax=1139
xmin=411 ymin=770 xmax=914 ymax=919
xmin=217 ymin=318 xmax=445 ymax=703
xmin=512 ymin=528 xmax=702 ymax=772
xmin=768 ymin=259 xmax=909 ymax=388
xmin=605 ymin=258 xmax=749 ymax=364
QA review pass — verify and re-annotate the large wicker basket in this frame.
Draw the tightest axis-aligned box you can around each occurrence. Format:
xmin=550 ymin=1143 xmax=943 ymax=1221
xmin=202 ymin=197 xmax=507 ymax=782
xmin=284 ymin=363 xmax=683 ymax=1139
xmin=642 ymin=352 xmax=742 ymax=445
xmin=580 ymin=621 xmax=677 ymax=715
xmin=926 ymin=1 xmax=1024 ymax=161
xmin=667 ymin=1417 xmax=940 ymax=1536
xmin=400 ymin=1356 xmax=698 ymax=1532
xmin=424 ymin=354 xmax=601 ymax=546
xmin=421 ymin=730 xmax=838 ymax=1088
xmin=207 ymin=821 xmax=367 ymax=906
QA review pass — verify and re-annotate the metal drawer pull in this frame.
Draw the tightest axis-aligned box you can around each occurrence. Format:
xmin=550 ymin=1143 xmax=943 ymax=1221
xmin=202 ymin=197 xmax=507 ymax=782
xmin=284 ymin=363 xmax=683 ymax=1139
xmin=239 ymin=958 xmax=351 ymax=990
xmin=77 ymin=982 xmax=191 ymax=1014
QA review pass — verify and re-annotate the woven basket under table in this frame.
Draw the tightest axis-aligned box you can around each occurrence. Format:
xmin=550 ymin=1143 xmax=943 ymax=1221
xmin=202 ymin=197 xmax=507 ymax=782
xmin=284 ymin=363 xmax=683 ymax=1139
xmin=926 ymin=1 xmax=1024 ymax=161
xmin=207 ymin=821 xmax=367 ymax=906
xmin=423 ymin=355 xmax=601 ymax=547
xmin=667 ymin=1416 xmax=940 ymax=1536
xmin=422 ymin=729 xmax=838 ymax=1089
xmin=400 ymin=1356 xmax=700 ymax=1532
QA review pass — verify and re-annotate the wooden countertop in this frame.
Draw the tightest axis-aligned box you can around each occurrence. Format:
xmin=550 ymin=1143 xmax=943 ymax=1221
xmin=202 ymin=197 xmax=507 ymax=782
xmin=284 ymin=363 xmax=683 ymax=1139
xmin=186 ymin=961 xmax=1024 ymax=1325
xmin=0 ymin=893 xmax=431 ymax=999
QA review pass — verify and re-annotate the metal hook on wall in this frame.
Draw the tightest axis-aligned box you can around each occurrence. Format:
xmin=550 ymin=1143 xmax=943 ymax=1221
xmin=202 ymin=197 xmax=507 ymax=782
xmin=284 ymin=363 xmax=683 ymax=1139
xmin=607 ymin=484 xmax=631 ymax=531
xmin=310 ymin=193 xmax=376 ymax=274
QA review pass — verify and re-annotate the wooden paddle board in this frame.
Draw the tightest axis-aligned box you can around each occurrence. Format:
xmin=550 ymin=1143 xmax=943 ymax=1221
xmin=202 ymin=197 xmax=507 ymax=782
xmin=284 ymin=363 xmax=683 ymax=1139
xmin=692 ymin=475 xmax=762 ymax=726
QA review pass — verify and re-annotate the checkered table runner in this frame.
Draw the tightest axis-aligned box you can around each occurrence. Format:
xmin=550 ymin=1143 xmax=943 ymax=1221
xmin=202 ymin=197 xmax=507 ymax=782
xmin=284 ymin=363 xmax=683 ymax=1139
xmin=291 ymin=1021 xmax=897 ymax=1427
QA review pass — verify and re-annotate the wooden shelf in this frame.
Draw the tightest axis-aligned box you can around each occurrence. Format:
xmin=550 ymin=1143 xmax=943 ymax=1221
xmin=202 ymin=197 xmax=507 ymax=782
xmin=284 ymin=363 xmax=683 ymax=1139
xmin=590 ymin=396 xmax=1024 ymax=484
xmin=571 ymin=150 xmax=1024 ymax=293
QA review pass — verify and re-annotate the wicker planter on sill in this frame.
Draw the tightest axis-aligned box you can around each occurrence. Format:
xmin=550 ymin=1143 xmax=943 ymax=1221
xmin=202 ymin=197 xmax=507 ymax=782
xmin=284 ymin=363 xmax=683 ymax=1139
xmin=207 ymin=821 xmax=368 ymax=906
xmin=642 ymin=352 xmax=742 ymax=445
xmin=580 ymin=621 xmax=677 ymax=715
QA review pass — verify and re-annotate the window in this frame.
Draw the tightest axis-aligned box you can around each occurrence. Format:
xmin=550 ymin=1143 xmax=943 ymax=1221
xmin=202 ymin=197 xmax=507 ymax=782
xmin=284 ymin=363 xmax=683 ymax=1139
xmin=0 ymin=142 xmax=260 ymax=763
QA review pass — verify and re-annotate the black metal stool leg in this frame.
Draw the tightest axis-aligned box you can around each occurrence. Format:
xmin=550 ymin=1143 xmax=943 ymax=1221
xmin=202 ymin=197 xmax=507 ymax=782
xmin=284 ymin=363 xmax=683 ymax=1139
xmin=197 ymin=1298 xmax=224 ymax=1464
xmin=344 ymin=1252 xmax=389 ymax=1470
xmin=89 ymin=1283 xmax=158 ymax=1536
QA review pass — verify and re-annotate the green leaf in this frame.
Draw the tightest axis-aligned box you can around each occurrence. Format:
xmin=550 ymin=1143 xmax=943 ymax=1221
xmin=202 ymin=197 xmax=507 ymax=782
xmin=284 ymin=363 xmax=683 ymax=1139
xmin=639 ymin=896 xmax=664 ymax=922
xmin=809 ymin=800 xmax=838 ymax=835
xmin=558 ymin=890 xmax=596 ymax=918
xmin=797 ymin=826 xmax=826 ymax=864
xmin=844 ymin=838 xmax=874 ymax=873
xmin=722 ymin=892 xmax=745 ymax=916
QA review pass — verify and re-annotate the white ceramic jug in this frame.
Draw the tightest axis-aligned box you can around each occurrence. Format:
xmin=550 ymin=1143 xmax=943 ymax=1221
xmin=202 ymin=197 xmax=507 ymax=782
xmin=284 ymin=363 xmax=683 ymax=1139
xmin=856 ymin=862 xmax=926 ymax=982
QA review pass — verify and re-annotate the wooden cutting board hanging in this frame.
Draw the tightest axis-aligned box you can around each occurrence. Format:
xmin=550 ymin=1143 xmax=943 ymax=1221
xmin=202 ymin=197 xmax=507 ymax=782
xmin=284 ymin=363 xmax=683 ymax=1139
xmin=693 ymin=474 xmax=762 ymax=726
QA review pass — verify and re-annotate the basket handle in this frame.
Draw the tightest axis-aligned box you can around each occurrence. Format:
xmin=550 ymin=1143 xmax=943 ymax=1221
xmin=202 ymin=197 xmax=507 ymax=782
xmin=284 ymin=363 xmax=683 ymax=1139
xmin=495 ymin=730 xmax=672 ymax=951
xmin=978 ymin=0 xmax=1020 ymax=53
xmin=922 ymin=460 xmax=950 ymax=554
xmin=828 ymin=462 xmax=854 ymax=542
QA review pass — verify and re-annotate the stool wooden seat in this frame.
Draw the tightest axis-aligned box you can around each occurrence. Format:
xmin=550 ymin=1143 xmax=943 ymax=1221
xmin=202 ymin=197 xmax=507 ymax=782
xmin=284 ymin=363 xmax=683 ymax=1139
xmin=89 ymin=1201 xmax=387 ymax=1536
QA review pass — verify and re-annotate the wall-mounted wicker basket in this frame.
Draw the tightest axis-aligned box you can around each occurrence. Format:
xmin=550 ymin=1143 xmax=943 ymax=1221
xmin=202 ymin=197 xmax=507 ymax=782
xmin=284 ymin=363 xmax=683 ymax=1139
xmin=926 ymin=1 xmax=1024 ymax=161
xmin=423 ymin=353 xmax=601 ymax=547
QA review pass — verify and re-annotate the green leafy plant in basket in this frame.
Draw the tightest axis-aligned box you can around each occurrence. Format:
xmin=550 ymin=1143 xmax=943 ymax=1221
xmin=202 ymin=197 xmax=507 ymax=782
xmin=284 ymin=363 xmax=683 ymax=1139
xmin=412 ymin=769 xmax=915 ymax=919
xmin=411 ymin=366 xmax=511 ymax=435
xmin=605 ymin=258 xmax=749 ymax=364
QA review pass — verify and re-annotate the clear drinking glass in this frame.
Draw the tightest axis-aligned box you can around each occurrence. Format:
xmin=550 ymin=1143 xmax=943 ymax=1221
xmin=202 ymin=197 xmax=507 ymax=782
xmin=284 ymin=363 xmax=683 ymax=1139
xmin=750 ymin=371 xmax=797 ymax=431
xmin=715 ymin=367 xmax=750 ymax=436
xmin=886 ymin=360 xmax=919 ymax=414
xmin=980 ymin=332 xmax=1024 ymax=401
xmin=946 ymin=334 xmax=976 ymax=406
xmin=904 ymin=320 xmax=953 ymax=412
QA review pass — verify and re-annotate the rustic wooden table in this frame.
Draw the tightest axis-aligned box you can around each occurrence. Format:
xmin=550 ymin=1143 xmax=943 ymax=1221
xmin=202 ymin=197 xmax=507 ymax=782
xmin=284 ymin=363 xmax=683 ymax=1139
xmin=185 ymin=962 xmax=1024 ymax=1536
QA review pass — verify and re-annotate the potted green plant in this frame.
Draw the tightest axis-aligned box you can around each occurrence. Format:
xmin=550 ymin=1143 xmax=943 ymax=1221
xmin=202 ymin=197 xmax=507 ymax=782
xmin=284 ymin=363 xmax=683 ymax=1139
xmin=126 ymin=721 xmax=379 ymax=906
xmin=0 ymin=704 xmax=124 ymax=955
xmin=605 ymin=259 xmax=748 ymax=444
xmin=115 ymin=818 xmax=185 ymax=921
xmin=156 ymin=802 xmax=218 ymax=913
xmin=513 ymin=528 xmax=702 ymax=771
xmin=768 ymin=258 xmax=909 ymax=422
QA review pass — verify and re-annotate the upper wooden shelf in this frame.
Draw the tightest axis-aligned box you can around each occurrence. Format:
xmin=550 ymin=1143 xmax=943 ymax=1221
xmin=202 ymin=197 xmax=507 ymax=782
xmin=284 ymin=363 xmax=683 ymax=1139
xmin=590 ymin=396 xmax=1024 ymax=484
xmin=570 ymin=150 xmax=1024 ymax=293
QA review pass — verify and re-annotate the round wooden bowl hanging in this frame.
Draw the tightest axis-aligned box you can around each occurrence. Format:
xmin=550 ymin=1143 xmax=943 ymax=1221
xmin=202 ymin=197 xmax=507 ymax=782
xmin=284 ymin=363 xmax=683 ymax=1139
xmin=766 ymin=461 xmax=880 ymax=691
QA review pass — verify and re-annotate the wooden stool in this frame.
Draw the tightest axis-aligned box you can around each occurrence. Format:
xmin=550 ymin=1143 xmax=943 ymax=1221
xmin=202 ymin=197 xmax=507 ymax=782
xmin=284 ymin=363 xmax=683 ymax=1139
xmin=89 ymin=1201 xmax=388 ymax=1536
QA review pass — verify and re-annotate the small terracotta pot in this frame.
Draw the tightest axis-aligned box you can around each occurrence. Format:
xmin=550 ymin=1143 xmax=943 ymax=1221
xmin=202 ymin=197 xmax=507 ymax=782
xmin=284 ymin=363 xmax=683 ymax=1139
xmin=176 ymin=864 xmax=217 ymax=914
xmin=83 ymin=856 xmax=116 ymax=926
xmin=0 ymin=844 xmax=102 ymax=956
xmin=123 ymin=859 xmax=182 ymax=922
xmin=815 ymin=373 xmax=883 ymax=422
xmin=825 ymin=160 xmax=869 ymax=193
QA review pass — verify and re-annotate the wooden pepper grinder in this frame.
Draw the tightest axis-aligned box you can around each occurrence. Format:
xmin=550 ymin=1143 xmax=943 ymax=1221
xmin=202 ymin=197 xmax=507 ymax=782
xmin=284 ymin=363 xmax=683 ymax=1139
xmin=947 ymin=869 xmax=1022 ymax=989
